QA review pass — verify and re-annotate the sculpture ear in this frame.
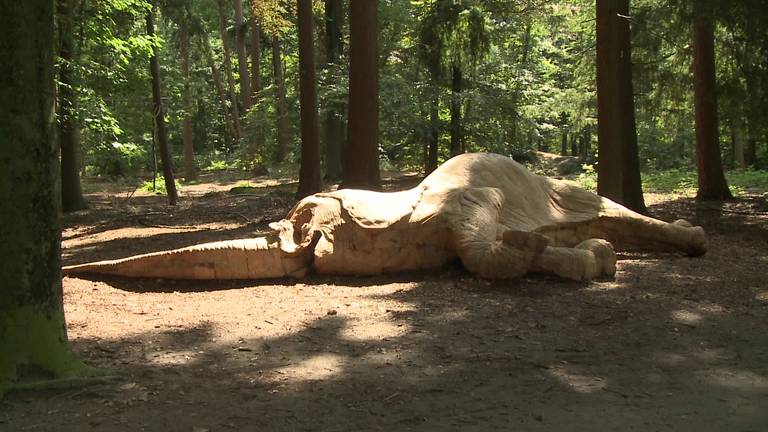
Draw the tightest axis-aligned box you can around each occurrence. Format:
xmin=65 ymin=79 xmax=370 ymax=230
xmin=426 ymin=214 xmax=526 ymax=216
xmin=274 ymin=195 xmax=341 ymax=255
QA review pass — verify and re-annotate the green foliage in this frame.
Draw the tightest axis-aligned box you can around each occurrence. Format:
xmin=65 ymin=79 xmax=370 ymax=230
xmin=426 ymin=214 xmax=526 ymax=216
xmin=139 ymin=176 xmax=182 ymax=195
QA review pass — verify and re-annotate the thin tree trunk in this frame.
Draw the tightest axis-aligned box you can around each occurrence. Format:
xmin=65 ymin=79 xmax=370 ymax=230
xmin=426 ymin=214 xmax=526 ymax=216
xmin=217 ymin=0 xmax=242 ymax=141
xmin=595 ymin=0 xmax=646 ymax=212
xmin=323 ymin=0 xmax=344 ymax=180
xmin=0 ymin=0 xmax=91 ymax=392
xmin=202 ymin=33 xmax=237 ymax=146
xmin=147 ymin=6 xmax=178 ymax=205
xmin=296 ymin=0 xmax=322 ymax=199
xmin=570 ymin=134 xmax=578 ymax=156
xmin=249 ymin=4 xmax=261 ymax=101
xmin=343 ymin=0 xmax=381 ymax=190
xmin=426 ymin=89 xmax=439 ymax=175
xmin=58 ymin=0 xmax=87 ymax=211
xmin=233 ymin=0 xmax=251 ymax=111
xmin=692 ymin=5 xmax=732 ymax=200
xmin=272 ymin=36 xmax=290 ymax=162
xmin=180 ymin=8 xmax=195 ymax=180
xmin=249 ymin=3 xmax=265 ymax=152
xmin=449 ymin=65 xmax=463 ymax=157
xmin=733 ymin=117 xmax=746 ymax=169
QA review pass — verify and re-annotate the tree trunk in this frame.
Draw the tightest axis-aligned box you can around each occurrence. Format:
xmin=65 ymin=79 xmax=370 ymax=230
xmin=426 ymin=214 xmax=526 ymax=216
xmin=249 ymin=4 xmax=265 ymax=152
xmin=179 ymin=9 xmax=196 ymax=180
xmin=58 ymin=0 xmax=87 ymax=212
xmin=733 ymin=117 xmax=746 ymax=169
xmin=0 ymin=0 xmax=90 ymax=394
xmin=323 ymin=0 xmax=344 ymax=181
xmin=217 ymin=0 xmax=242 ymax=141
xmin=343 ymin=0 xmax=381 ymax=190
xmin=272 ymin=36 xmax=290 ymax=162
xmin=249 ymin=4 xmax=261 ymax=101
xmin=449 ymin=65 xmax=463 ymax=157
xmin=202 ymin=33 xmax=237 ymax=147
xmin=595 ymin=0 xmax=646 ymax=212
xmin=692 ymin=5 xmax=732 ymax=200
xmin=233 ymin=0 xmax=251 ymax=111
xmin=147 ymin=6 xmax=178 ymax=205
xmin=426 ymin=89 xmax=440 ymax=175
xmin=296 ymin=0 xmax=322 ymax=199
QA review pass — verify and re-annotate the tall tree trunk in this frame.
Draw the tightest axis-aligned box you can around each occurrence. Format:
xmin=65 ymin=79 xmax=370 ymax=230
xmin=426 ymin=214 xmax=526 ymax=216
xmin=692 ymin=4 xmax=732 ymax=200
xmin=233 ymin=0 xmax=251 ymax=111
xmin=272 ymin=36 xmax=290 ymax=162
xmin=58 ymin=0 xmax=87 ymax=211
xmin=595 ymin=0 xmax=646 ymax=212
xmin=570 ymin=134 xmax=578 ymax=156
xmin=1 ymin=0 xmax=90 ymax=394
xmin=202 ymin=33 xmax=237 ymax=146
xmin=179 ymin=8 xmax=196 ymax=180
xmin=323 ymin=0 xmax=344 ymax=181
xmin=426 ymin=89 xmax=439 ymax=175
xmin=147 ymin=5 xmax=178 ymax=205
xmin=449 ymin=65 xmax=463 ymax=157
xmin=733 ymin=117 xmax=746 ymax=169
xmin=343 ymin=0 xmax=381 ymax=190
xmin=249 ymin=4 xmax=261 ymax=101
xmin=296 ymin=0 xmax=322 ymax=199
xmin=217 ymin=0 xmax=242 ymax=141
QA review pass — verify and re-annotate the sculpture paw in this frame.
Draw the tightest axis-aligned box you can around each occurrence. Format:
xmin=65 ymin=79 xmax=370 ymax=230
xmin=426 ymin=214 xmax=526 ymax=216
xmin=575 ymin=239 xmax=617 ymax=280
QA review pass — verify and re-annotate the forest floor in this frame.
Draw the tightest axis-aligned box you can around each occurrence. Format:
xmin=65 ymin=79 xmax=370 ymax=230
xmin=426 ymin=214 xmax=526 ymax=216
xmin=2 ymin=169 xmax=768 ymax=432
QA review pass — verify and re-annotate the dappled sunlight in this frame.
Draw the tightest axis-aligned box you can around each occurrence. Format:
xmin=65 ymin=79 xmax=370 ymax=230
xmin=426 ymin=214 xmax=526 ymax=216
xmin=145 ymin=349 xmax=200 ymax=366
xmin=699 ymin=368 xmax=768 ymax=392
xmin=546 ymin=365 xmax=607 ymax=394
xmin=275 ymin=353 xmax=345 ymax=381
xmin=339 ymin=317 xmax=410 ymax=341
xmin=756 ymin=291 xmax=768 ymax=303
xmin=671 ymin=309 xmax=703 ymax=326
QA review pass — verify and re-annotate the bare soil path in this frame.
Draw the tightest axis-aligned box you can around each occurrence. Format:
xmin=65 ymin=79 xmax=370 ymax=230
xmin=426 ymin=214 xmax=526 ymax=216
xmin=2 ymin=172 xmax=768 ymax=431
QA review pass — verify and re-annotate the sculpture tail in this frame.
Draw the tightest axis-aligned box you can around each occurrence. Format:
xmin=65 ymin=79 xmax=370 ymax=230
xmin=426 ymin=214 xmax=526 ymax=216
xmin=62 ymin=237 xmax=309 ymax=280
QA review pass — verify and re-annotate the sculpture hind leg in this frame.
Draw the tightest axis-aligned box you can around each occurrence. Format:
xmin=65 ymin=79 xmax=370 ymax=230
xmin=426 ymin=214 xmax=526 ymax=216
xmin=446 ymin=187 xmax=616 ymax=280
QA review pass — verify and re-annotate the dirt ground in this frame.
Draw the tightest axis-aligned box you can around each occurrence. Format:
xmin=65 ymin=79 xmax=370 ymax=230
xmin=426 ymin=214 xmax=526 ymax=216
xmin=2 ymin=171 xmax=768 ymax=432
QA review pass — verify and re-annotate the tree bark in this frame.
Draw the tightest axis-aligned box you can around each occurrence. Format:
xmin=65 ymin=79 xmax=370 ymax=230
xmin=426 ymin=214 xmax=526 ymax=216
xmin=233 ymin=0 xmax=251 ymax=111
xmin=692 ymin=5 xmax=732 ymax=200
xmin=1 ymin=0 xmax=90 ymax=394
xmin=595 ymin=0 xmax=646 ymax=212
xmin=272 ymin=36 xmax=290 ymax=162
xmin=323 ymin=0 xmax=344 ymax=180
xmin=217 ymin=0 xmax=242 ymax=141
xmin=179 ymin=8 xmax=196 ymax=180
xmin=733 ymin=117 xmax=746 ymax=169
xmin=296 ymin=0 xmax=322 ymax=199
xmin=449 ymin=65 xmax=463 ymax=157
xmin=202 ymin=33 xmax=237 ymax=147
xmin=343 ymin=0 xmax=381 ymax=190
xmin=147 ymin=5 xmax=178 ymax=205
xmin=58 ymin=0 xmax=87 ymax=211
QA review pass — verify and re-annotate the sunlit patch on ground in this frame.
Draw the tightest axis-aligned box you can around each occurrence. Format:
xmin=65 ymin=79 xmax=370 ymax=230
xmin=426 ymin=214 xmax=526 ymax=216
xmin=546 ymin=365 xmax=607 ymax=393
xmin=699 ymin=368 xmax=768 ymax=392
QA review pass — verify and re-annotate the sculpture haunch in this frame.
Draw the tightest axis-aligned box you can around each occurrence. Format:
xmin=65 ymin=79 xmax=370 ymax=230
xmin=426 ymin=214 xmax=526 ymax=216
xmin=63 ymin=153 xmax=707 ymax=281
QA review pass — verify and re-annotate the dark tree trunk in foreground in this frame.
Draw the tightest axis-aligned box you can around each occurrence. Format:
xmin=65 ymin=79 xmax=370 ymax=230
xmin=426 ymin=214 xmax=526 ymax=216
xmin=1 ymin=0 xmax=90 ymax=395
xmin=148 ymin=6 xmax=178 ymax=205
xmin=233 ymin=0 xmax=251 ymax=111
xmin=323 ymin=0 xmax=345 ymax=180
xmin=217 ymin=0 xmax=242 ymax=141
xmin=272 ymin=36 xmax=290 ymax=162
xmin=180 ymin=8 xmax=196 ymax=180
xmin=296 ymin=0 xmax=322 ymax=199
xmin=692 ymin=5 xmax=732 ymax=200
xmin=595 ymin=0 xmax=646 ymax=213
xmin=203 ymin=33 xmax=237 ymax=146
xmin=58 ymin=0 xmax=87 ymax=211
xmin=343 ymin=0 xmax=381 ymax=190
xmin=449 ymin=65 xmax=463 ymax=157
